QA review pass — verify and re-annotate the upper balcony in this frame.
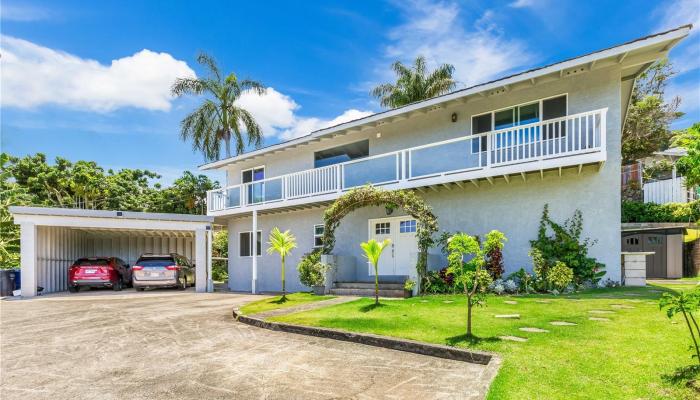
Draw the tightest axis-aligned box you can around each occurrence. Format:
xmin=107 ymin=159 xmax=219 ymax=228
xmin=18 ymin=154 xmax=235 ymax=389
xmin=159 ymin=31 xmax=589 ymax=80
xmin=207 ymin=108 xmax=607 ymax=216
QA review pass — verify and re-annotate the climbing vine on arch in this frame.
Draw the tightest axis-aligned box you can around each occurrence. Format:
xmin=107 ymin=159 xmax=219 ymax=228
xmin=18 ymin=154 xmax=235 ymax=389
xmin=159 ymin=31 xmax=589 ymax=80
xmin=321 ymin=185 xmax=438 ymax=286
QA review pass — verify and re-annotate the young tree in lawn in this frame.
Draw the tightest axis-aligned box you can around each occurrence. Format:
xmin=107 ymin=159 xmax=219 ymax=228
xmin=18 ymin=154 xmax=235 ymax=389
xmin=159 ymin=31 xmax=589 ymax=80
xmin=266 ymin=227 xmax=297 ymax=300
xmin=659 ymin=289 xmax=700 ymax=365
xmin=447 ymin=231 xmax=506 ymax=337
xmin=360 ymin=239 xmax=391 ymax=305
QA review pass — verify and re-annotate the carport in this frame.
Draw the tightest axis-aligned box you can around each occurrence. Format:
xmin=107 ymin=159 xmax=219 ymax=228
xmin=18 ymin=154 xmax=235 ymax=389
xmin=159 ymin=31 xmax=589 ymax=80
xmin=9 ymin=206 xmax=214 ymax=297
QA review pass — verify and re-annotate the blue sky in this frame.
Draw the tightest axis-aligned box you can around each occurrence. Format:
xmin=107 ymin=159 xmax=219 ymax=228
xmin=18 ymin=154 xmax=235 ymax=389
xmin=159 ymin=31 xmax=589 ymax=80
xmin=2 ymin=0 xmax=699 ymax=186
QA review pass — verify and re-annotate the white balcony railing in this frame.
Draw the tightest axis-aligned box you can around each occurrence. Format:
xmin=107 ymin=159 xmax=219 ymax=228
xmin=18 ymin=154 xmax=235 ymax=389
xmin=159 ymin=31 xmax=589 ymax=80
xmin=207 ymin=108 xmax=607 ymax=213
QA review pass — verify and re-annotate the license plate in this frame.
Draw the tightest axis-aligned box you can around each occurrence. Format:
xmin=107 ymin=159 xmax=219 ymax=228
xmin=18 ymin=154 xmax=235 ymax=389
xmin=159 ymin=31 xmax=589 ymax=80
xmin=84 ymin=269 xmax=96 ymax=274
xmin=150 ymin=272 xmax=161 ymax=277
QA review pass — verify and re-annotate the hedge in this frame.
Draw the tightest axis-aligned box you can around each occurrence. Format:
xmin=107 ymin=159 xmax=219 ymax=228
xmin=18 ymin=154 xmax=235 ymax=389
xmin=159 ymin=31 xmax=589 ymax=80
xmin=621 ymin=200 xmax=700 ymax=223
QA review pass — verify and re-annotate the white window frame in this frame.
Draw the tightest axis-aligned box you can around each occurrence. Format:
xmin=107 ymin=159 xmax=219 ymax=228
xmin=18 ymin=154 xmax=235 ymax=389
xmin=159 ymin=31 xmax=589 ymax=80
xmin=469 ymin=93 xmax=569 ymax=154
xmin=240 ymin=165 xmax=265 ymax=184
xmin=239 ymin=230 xmax=262 ymax=257
xmin=313 ymin=224 xmax=324 ymax=248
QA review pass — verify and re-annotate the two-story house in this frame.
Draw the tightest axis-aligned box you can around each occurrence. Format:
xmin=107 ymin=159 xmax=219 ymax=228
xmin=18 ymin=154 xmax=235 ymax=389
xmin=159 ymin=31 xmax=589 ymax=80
xmin=200 ymin=26 xmax=691 ymax=294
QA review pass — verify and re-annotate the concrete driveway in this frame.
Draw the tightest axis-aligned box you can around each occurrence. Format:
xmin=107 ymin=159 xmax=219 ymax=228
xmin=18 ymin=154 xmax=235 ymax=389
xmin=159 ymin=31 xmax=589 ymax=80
xmin=1 ymin=290 xmax=497 ymax=399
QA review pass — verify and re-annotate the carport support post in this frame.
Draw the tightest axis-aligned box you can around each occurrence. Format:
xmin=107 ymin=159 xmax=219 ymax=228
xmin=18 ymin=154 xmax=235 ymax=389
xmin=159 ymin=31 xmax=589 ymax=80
xmin=252 ymin=210 xmax=258 ymax=294
xmin=20 ymin=222 xmax=37 ymax=297
xmin=195 ymin=229 xmax=207 ymax=293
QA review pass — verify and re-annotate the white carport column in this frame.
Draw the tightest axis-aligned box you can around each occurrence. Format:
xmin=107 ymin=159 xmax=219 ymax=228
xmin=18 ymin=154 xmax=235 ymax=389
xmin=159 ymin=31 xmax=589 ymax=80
xmin=206 ymin=229 xmax=213 ymax=293
xmin=252 ymin=210 xmax=258 ymax=294
xmin=20 ymin=222 xmax=37 ymax=297
xmin=195 ymin=229 xmax=207 ymax=293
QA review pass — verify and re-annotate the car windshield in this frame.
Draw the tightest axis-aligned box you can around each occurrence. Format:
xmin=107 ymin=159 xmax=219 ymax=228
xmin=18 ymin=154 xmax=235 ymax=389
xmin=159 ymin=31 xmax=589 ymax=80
xmin=136 ymin=258 xmax=174 ymax=267
xmin=75 ymin=258 xmax=110 ymax=266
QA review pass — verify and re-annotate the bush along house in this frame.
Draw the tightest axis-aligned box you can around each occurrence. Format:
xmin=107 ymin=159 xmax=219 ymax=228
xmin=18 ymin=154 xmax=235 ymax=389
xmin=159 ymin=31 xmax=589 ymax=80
xmin=200 ymin=26 xmax=692 ymax=295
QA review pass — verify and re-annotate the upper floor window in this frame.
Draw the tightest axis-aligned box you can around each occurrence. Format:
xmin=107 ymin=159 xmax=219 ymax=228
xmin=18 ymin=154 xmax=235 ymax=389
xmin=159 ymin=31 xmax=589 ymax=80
xmin=314 ymin=140 xmax=369 ymax=168
xmin=470 ymin=94 xmax=568 ymax=153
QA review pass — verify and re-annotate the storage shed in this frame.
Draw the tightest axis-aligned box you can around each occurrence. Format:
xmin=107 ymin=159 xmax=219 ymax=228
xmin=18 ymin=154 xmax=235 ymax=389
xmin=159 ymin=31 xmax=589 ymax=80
xmin=9 ymin=207 xmax=214 ymax=297
xmin=621 ymin=222 xmax=698 ymax=279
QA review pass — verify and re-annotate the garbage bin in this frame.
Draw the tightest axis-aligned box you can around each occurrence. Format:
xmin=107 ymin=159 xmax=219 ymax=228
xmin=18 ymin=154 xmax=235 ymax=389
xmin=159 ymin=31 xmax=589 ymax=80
xmin=0 ymin=269 xmax=18 ymax=296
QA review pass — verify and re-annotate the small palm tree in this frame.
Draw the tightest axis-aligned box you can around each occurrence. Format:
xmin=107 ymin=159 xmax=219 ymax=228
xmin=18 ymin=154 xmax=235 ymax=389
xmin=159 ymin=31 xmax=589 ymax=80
xmin=360 ymin=239 xmax=391 ymax=305
xmin=267 ymin=227 xmax=297 ymax=300
xmin=172 ymin=52 xmax=265 ymax=161
xmin=371 ymin=56 xmax=456 ymax=109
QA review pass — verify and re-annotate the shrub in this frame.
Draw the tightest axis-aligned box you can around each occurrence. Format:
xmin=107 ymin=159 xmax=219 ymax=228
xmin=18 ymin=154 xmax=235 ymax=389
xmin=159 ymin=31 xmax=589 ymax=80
xmin=297 ymin=251 xmax=328 ymax=287
xmin=530 ymin=204 xmax=605 ymax=285
xmin=404 ymin=279 xmax=416 ymax=291
xmin=510 ymin=268 xmax=534 ymax=293
xmin=485 ymin=245 xmax=505 ymax=279
xmin=492 ymin=283 xmax=505 ymax=295
xmin=504 ymin=279 xmax=518 ymax=293
xmin=622 ymin=200 xmax=700 ymax=223
xmin=546 ymin=261 xmax=574 ymax=292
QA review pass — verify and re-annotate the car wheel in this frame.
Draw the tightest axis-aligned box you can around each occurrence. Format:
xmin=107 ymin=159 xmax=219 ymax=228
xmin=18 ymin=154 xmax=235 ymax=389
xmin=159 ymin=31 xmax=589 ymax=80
xmin=68 ymin=285 xmax=78 ymax=293
xmin=136 ymin=287 xmax=145 ymax=292
xmin=113 ymin=279 xmax=123 ymax=291
xmin=180 ymin=276 xmax=187 ymax=290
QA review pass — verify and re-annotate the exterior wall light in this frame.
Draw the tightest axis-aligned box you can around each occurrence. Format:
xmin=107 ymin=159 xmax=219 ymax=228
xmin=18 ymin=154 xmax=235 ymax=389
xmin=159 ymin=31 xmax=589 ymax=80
xmin=451 ymin=112 xmax=458 ymax=122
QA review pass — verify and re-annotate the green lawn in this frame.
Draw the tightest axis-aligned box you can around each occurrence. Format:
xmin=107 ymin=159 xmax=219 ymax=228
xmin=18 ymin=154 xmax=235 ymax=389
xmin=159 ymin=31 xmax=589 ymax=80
xmin=239 ymin=292 xmax=334 ymax=315
xmin=272 ymin=285 xmax=697 ymax=399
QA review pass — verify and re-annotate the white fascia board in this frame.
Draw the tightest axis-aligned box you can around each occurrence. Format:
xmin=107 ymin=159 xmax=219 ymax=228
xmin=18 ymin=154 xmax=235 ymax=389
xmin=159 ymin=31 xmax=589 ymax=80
xmin=11 ymin=213 xmax=212 ymax=232
xmin=198 ymin=26 xmax=690 ymax=172
xmin=8 ymin=206 xmax=214 ymax=223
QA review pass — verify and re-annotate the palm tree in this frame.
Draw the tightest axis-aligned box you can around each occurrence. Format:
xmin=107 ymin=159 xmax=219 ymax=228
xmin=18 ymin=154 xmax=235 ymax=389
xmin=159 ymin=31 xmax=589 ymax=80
xmin=360 ymin=239 xmax=391 ymax=305
xmin=370 ymin=56 xmax=457 ymax=109
xmin=267 ymin=227 xmax=297 ymax=300
xmin=172 ymin=52 xmax=265 ymax=161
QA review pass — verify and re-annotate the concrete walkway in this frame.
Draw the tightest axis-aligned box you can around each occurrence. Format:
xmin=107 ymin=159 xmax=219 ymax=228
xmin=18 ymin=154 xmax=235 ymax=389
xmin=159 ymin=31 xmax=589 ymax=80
xmin=1 ymin=291 xmax=498 ymax=400
xmin=250 ymin=295 xmax=359 ymax=319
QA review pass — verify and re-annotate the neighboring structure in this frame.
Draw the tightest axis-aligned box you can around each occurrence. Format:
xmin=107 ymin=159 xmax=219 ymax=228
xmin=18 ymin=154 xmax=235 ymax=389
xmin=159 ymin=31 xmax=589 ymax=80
xmin=200 ymin=26 xmax=691 ymax=293
xmin=9 ymin=207 xmax=215 ymax=297
xmin=642 ymin=148 xmax=697 ymax=204
xmin=621 ymin=223 xmax=689 ymax=279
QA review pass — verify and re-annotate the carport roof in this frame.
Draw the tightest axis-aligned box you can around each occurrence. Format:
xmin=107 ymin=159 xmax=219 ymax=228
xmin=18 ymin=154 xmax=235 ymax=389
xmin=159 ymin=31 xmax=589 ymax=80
xmin=9 ymin=206 xmax=214 ymax=223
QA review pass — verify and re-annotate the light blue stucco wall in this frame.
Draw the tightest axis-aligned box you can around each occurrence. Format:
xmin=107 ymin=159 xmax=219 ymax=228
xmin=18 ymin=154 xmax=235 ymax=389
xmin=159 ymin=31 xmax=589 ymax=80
xmin=225 ymin=66 xmax=623 ymax=292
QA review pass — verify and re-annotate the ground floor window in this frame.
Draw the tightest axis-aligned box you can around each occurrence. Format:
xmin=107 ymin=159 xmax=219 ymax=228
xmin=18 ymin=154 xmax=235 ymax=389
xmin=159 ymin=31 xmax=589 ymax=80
xmin=239 ymin=231 xmax=262 ymax=257
xmin=313 ymin=224 xmax=324 ymax=248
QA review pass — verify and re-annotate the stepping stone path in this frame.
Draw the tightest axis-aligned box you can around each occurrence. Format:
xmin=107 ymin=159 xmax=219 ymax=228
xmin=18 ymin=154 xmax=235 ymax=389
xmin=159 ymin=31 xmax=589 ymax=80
xmin=610 ymin=304 xmax=635 ymax=309
xmin=623 ymin=293 xmax=642 ymax=297
xmin=549 ymin=321 xmax=577 ymax=326
xmin=420 ymin=300 xmax=429 ymax=303
xmin=504 ymin=300 xmax=518 ymax=305
xmin=499 ymin=335 xmax=528 ymax=342
xmin=589 ymin=317 xmax=611 ymax=321
xmin=519 ymin=327 xmax=549 ymax=333
xmin=495 ymin=314 xmax=520 ymax=319
xmin=442 ymin=300 xmax=454 ymax=304
xmin=588 ymin=310 xmax=615 ymax=314
xmin=535 ymin=300 xmax=552 ymax=304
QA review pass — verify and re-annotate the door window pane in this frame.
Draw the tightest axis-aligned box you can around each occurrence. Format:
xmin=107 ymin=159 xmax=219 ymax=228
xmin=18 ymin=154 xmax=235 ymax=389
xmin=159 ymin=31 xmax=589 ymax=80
xmin=375 ymin=222 xmax=390 ymax=235
xmin=399 ymin=220 xmax=416 ymax=233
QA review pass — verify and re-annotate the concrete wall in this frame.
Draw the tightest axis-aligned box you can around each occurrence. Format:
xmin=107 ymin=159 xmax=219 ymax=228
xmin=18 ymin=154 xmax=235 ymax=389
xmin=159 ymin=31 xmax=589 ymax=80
xmin=224 ymin=65 xmax=623 ymax=291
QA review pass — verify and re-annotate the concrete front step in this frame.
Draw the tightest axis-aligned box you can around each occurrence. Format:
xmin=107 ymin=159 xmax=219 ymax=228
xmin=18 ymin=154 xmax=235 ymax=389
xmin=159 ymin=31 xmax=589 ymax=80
xmin=329 ymin=288 xmax=408 ymax=298
xmin=334 ymin=281 xmax=405 ymax=290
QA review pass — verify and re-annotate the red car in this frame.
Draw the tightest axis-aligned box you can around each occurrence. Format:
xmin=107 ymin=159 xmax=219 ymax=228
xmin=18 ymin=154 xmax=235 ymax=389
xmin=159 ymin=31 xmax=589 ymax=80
xmin=68 ymin=257 xmax=132 ymax=292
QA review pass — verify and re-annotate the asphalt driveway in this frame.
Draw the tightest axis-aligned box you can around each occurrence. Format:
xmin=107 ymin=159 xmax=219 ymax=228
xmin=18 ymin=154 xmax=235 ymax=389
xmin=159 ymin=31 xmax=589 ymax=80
xmin=0 ymin=290 xmax=497 ymax=399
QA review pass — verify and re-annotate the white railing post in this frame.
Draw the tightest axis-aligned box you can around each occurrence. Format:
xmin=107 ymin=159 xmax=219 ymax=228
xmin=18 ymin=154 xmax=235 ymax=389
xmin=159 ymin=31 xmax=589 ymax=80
xmin=337 ymin=164 xmax=342 ymax=192
xmin=403 ymin=150 xmax=409 ymax=180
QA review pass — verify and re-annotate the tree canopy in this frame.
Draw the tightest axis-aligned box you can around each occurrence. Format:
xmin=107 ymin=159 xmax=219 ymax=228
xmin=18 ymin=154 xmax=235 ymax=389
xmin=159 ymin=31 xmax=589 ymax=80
xmin=674 ymin=123 xmax=700 ymax=188
xmin=370 ymin=56 xmax=457 ymax=109
xmin=172 ymin=52 xmax=266 ymax=161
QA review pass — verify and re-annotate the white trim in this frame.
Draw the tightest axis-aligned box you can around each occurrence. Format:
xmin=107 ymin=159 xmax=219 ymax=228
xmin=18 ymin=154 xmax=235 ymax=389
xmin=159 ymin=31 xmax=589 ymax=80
xmin=241 ymin=165 xmax=266 ymax=183
xmin=239 ymin=230 xmax=262 ymax=257
xmin=199 ymin=26 xmax=689 ymax=171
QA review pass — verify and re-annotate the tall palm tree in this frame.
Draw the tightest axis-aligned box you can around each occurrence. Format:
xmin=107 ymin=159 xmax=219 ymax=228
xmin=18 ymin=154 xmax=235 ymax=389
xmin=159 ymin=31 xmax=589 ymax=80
xmin=267 ymin=227 xmax=297 ymax=300
xmin=172 ymin=53 xmax=265 ymax=161
xmin=371 ymin=56 xmax=457 ymax=109
xmin=360 ymin=238 xmax=391 ymax=305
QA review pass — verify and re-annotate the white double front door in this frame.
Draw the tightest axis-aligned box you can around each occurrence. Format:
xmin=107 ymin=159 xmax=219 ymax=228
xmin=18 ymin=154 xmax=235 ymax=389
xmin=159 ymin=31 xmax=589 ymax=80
xmin=368 ymin=216 xmax=418 ymax=276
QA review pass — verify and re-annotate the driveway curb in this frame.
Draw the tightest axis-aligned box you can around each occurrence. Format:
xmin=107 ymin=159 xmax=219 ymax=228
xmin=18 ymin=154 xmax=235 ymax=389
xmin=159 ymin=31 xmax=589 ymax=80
xmin=232 ymin=308 xmax=495 ymax=365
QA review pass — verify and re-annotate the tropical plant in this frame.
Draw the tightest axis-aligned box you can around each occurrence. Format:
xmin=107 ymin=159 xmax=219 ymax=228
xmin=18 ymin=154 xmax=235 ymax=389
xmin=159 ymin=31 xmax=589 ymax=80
xmin=510 ymin=268 xmax=534 ymax=293
xmin=622 ymin=60 xmax=683 ymax=163
xmin=485 ymin=234 xmax=507 ymax=279
xmin=447 ymin=231 xmax=504 ymax=337
xmin=530 ymin=204 xmax=605 ymax=285
xmin=659 ymin=289 xmax=700 ymax=365
xmin=546 ymin=262 xmax=574 ymax=292
xmin=673 ymin=122 xmax=700 ymax=188
xmin=360 ymin=238 xmax=391 ymax=305
xmin=404 ymin=279 xmax=416 ymax=292
xmin=297 ymin=251 xmax=329 ymax=288
xmin=266 ymin=227 xmax=297 ymax=300
xmin=370 ymin=56 xmax=457 ymax=109
xmin=172 ymin=52 xmax=265 ymax=161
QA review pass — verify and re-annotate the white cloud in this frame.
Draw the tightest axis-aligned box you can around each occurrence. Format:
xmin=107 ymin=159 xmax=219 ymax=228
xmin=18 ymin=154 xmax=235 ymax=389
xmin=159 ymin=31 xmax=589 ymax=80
xmin=380 ymin=1 xmax=534 ymax=89
xmin=509 ymin=0 xmax=538 ymax=8
xmin=1 ymin=4 xmax=52 ymax=21
xmin=236 ymin=87 xmax=373 ymax=141
xmin=0 ymin=35 xmax=195 ymax=112
xmin=654 ymin=0 xmax=700 ymax=35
